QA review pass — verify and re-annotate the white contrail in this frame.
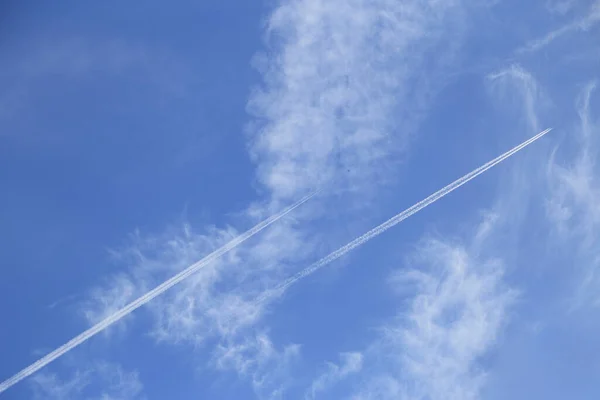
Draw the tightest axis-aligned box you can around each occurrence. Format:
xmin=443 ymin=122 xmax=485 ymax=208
xmin=0 ymin=191 xmax=318 ymax=395
xmin=257 ymin=128 xmax=553 ymax=303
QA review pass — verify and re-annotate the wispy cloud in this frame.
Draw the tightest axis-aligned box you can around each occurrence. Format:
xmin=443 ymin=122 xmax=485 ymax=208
xmin=305 ymin=352 xmax=363 ymax=400
xmin=545 ymin=0 xmax=577 ymax=15
xmin=257 ymin=128 xmax=551 ymax=303
xmin=247 ymin=0 xmax=468 ymax=203
xmin=351 ymin=218 xmax=516 ymax=400
xmin=77 ymin=0 xmax=474 ymax=394
xmin=519 ymin=0 xmax=600 ymax=53
xmin=0 ymin=193 xmax=314 ymax=394
xmin=213 ymin=332 xmax=301 ymax=400
xmin=30 ymin=361 xmax=144 ymax=400
xmin=18 ymin=0 xmax=494 ymax=396
xmin=452 ymin=46 xmax=599 ymax=396
xmin=4 ymin=2 xmax=597 ymax=399
xmin=546 ymin=80 xmax=600 ymax=309
xmin=70 ymin=126 xmax=547 ymax=399
xmin=82 ymin=274 xmax=138 ymax=332
xmin=487 ymin=65 xmax=543 ymax=132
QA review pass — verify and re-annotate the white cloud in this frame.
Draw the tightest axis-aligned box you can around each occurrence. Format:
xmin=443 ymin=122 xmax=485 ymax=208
xmin=10 ymin=1 xmax=596 ymax=398
xmin=483 ymin=53 xmax=600 ymax=314
xmin=81 ymin=218 xmax=308 ymax=398
xmin=519 ymin=0 xmax=600 ymax=53
xmin=353 ymin=218 xmax=516 ymax=400
xmin=213 ymin=332 xmax=301 ymax=400
xmin=305 ymin=352 xmax=363 ymax=400
xmin=87 ymin=223 xmax=257 ymax=346
xmin=545 ymin=0 xmax=576 ymax=15
xmin=546 ymin=80 xmax=600 ymax=309
xmin=484 ymin=64 xmax=554 ymax=237
xmin=30 ymin=361 xmax=144 ymax=400
xmin=487 ymin=64 xmax=543 ymax=133
xmin=247 ymin=0 xmax=468 ymax=203
xmin=82 ymin=274 xmax=139 ymax=331
xmin=31 ymin=370 xmax=91 ymax=400
xmin=79 ymin=0 xmax=483 ymax=395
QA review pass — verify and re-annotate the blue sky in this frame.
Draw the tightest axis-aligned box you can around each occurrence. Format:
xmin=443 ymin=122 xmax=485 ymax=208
xmin=1 ymin=1 xmax=599 ymax=399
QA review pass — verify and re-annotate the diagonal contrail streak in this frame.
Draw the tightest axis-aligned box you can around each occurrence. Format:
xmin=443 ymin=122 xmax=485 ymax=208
xmin=0 ymin=128 xmax=552 ymax=395
xmin=256 ymin=128 xmax=553 ymax=303
xmin=0 ymin=191 xmax=318 ymax=395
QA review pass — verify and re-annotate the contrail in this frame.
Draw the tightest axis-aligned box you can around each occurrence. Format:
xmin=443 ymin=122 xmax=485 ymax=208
xmin=0 ymin=191 xmax=318 ymax=395
xmin=0 ymin=129 xmax=552 ymax=394
xmin=257 ymin=128 xmax=553 ymax=303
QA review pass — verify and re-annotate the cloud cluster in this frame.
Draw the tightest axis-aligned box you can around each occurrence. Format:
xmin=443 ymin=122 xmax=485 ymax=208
xmin=349 ymin=218 xmax=515 ymax=400
xmin=519 ymin=0 xmax=600 ymax=53
xmin=546 ymin=81 xmax=600 ymax=309
xmin=213 ymin=332 xmax=301 ymax=399
xmin=488 ymin=35 xmax=599 ymax=312
xmin=78 ymin=0 xmax=473 ymax=397
xmin=487 ymin=65 xmax=543 ymax=133
xmin=306 ymin=352 xmax=363 ymax=400
xmin=31 ymin=361 xmax=144 ymax=400
xmin=83 ymin=219 xmax=308 ymax=399
xmin=247 ymin=0 xmax=467 ymax=203
xmin=7 ymin=1 xmax=600 ymax=399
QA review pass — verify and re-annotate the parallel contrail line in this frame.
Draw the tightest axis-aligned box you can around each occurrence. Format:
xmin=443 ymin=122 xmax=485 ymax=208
xmin=257 ymin=128 xmax=553 ymax=303
xmin=0 ymin=191 xmax=318 ymax=395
